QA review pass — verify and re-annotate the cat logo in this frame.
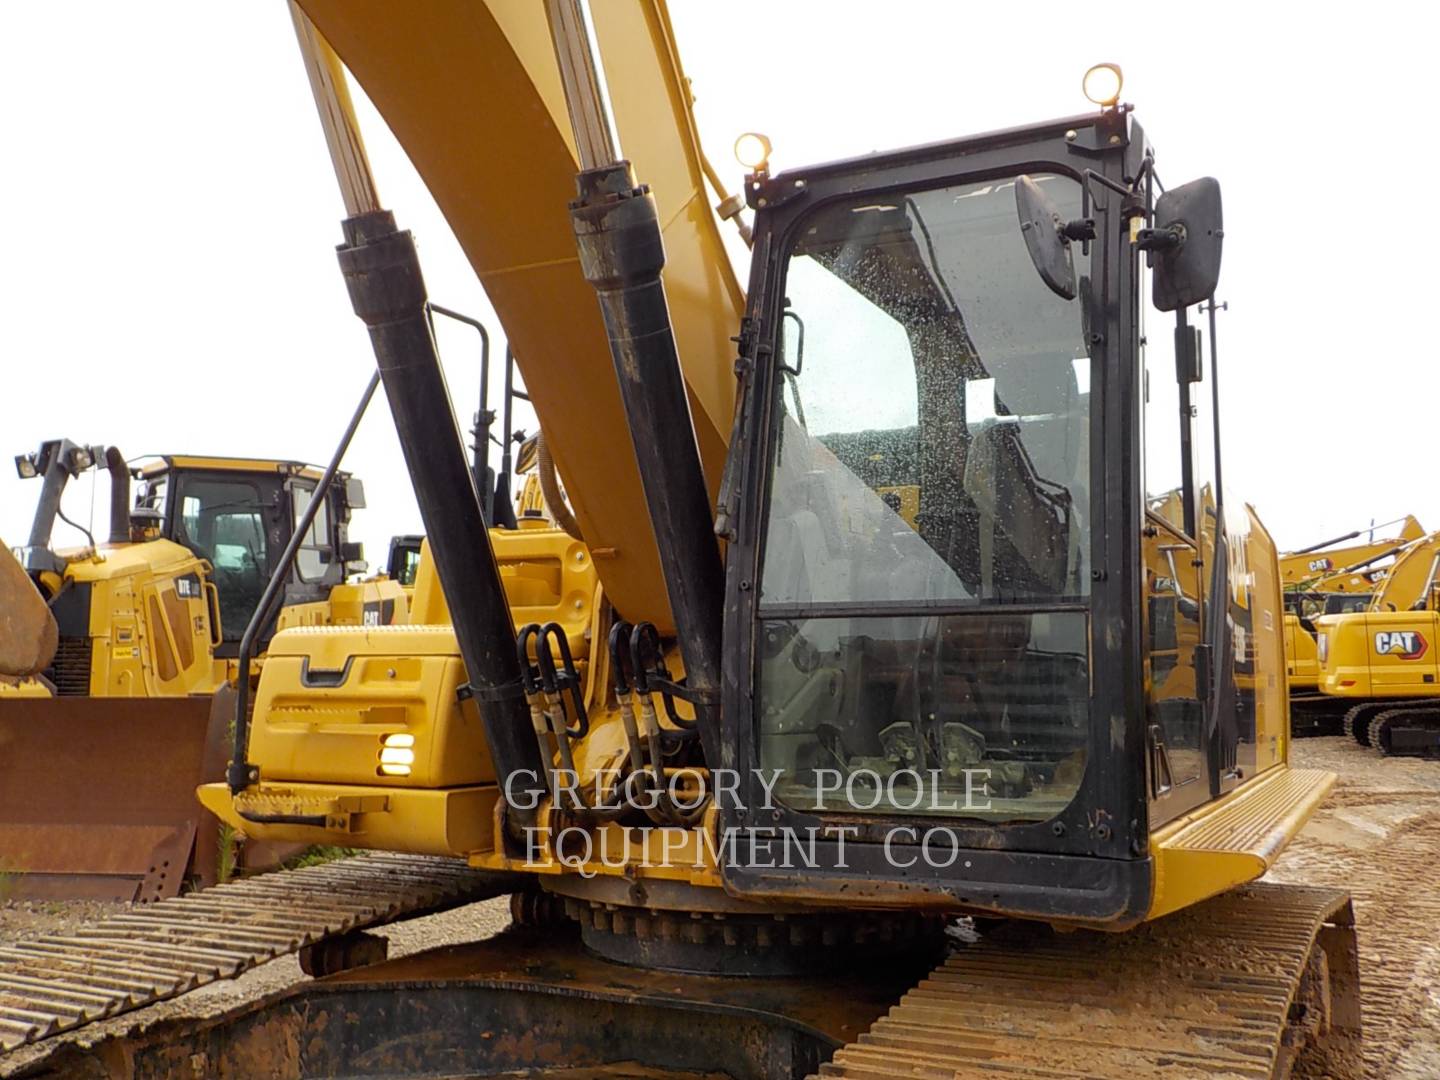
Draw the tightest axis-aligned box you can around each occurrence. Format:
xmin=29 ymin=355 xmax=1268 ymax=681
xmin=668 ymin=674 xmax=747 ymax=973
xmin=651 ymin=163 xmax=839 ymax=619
xmin=1374 ymin=630 xmax=1429 ymax=660
xmin=1307 ymin=557 xmax=1333 ymax=573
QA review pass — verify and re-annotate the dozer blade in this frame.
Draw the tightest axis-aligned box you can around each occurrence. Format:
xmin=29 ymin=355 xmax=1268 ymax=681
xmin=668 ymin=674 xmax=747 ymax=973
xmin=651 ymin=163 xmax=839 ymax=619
xmin=0 ymin=545 xmax=56 ymax=679
xmin=0 ymin=697 xmax=227 ymax=902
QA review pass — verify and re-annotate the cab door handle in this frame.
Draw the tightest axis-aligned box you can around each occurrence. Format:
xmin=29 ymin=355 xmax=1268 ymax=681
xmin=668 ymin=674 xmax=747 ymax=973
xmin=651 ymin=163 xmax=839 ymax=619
xmin=203 ymin=581 xmax=224 ymax=649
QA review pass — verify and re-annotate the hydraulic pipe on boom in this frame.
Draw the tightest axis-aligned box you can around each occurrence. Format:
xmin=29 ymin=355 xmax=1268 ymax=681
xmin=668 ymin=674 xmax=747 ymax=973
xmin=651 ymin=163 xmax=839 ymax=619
xmin=1293 ymin=531 xmax=1362 ymax=556
xmin=545 ymin=0 xmax=727 ymax=762
xmin=288 ymin=4 xmax=546 ymax=825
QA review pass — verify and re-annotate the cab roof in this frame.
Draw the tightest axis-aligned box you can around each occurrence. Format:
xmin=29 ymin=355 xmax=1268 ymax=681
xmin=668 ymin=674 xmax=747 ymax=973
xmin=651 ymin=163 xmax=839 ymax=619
xmin=134 ymin=454 xmax=338 ymax=483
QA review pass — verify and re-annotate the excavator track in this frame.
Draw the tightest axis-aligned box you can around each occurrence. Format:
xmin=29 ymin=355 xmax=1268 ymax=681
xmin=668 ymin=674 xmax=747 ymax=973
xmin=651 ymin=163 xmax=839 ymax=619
xmin=1342 ymin=701 xmax=1384 ymax=745
xmin=0 ymin=852 xmax=509 ymax=1053
xmin=813 ymin=882 xmax=1359 ymax=1080
xmin=1341 ymin=697 xmax=1440 ymax=747
xmin=1367 ymin=705 xmax=1440 ymax=757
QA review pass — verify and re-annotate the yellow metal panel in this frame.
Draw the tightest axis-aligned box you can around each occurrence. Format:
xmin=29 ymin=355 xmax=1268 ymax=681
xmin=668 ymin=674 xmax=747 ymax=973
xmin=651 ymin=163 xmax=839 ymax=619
xmin=0 ymin=678 xmax=53 ymax=698
xmin=1244 ymin=504 xmax=1287 ymax=771
xmin=60 ymin=540 xmax=221 ymax=697
xmin=249 ymin=648 xmax=494 ymax=789
xmin=1320 ymin=608 xmax=1440 ymax=697
xmin=140 ymin=455 xmax=326 ymax=479
xmin=197 ymin=780 xmax=496 ymax=857
xmin=295 ymin=0 xmax=743 ymax=632
xmin=1147 ymin=766 xmax=1334 ymax=920
xmin=1285 ymin=613 xmax=1319 ymax=692
xmin=274 ymin=578 xmax=410 ymax=633
xmin=1370 ymin=528 xmax=1440 ymax=612
xmin=409 ymin=528 xmax=598 ymax=658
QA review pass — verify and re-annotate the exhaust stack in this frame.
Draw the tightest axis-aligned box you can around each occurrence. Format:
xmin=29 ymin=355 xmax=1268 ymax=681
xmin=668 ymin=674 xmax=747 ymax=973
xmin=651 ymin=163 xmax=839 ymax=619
xmin=105 ymin=447 xmax=130 ymax=545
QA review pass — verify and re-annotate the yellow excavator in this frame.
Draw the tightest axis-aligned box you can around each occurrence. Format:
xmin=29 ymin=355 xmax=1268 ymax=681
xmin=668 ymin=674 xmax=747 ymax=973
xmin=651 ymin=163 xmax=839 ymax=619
xmin=1283 ymin=517 xmax=1422 ymax=733
xmin=0 ymin=439 xmax=405 ymax=900
xmin=190 ymin=4 xmax=1369 ymax=1076
xmin=1315 ymin=527 xmax=1440 ymax=755
xmin=1278 ymin=515 xmax=1423 ymax=591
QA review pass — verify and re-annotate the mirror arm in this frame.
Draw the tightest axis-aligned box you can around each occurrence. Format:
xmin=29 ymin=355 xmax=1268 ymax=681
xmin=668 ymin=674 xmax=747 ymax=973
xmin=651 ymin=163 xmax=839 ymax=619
xmin=1137 ymin=223 xmax=1185 ymax=254
xmin=1174 ymin=306 xmax=1201 ymax=540
xmin=1201 ymin=298 xmax=1228 ymax=521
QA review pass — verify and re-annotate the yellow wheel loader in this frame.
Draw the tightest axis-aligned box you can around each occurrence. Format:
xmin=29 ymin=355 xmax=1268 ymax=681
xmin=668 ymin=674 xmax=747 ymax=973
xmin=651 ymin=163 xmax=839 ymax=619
xmin=0 ymin=439 xmax=405 ymax=900
xmin=7 ymin=4 xmax=1360 ymax=1076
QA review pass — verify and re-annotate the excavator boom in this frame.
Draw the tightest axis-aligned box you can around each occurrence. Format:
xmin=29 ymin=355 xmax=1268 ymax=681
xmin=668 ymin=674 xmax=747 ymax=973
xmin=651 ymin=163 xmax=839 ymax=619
xmin=297 ymin=0 xmax=743 ymax=632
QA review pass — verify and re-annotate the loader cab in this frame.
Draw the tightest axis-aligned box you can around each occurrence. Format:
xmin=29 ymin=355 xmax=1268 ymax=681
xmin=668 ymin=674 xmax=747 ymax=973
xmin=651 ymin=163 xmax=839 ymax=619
xmin=386 ymin=534 xmax=425 ymax=588
xmin=133 ymin=456 xmax=364 ymax=655
xmin=721 ymin=105 xmax=1273 ymax=923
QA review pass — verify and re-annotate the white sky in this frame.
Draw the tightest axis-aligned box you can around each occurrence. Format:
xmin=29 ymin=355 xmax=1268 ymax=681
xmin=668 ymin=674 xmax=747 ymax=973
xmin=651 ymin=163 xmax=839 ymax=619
xmin=2 ymin=2 xmax=1436 ymax=566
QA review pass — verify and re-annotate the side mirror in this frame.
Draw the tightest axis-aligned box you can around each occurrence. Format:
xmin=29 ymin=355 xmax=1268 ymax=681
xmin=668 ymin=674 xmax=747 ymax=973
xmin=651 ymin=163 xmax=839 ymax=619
xmin=1142 ymin=178 xmax=1223 ymax=311
xmin=340 ymin=540 xmax=365 ymax=563
xmin=344 ymin=476 xmax=367 ymax=510
xmin=1015 ymin=175 xmax=1077 ymax=301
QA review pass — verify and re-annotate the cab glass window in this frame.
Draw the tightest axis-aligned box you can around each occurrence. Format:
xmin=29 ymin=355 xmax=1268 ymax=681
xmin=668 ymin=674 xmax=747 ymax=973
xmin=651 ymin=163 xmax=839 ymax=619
xmin=291 ymin=484 xmax=332 ymax=583
xmin=757 ymin=173 xmax=1093 ymax=822
xmin=171 ymin=476 xmax=268 ymax=642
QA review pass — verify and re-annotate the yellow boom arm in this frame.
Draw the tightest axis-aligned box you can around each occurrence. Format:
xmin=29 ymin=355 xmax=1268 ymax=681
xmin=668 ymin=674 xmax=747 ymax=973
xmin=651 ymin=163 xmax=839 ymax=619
xmin=296 ymin=0 xmax=743 ymax=632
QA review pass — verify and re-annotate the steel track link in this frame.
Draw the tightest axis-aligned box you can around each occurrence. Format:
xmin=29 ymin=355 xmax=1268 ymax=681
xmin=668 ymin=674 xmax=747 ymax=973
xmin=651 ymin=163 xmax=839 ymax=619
xmin=1343 ymin=699 xmax=1430 ymax=748
xmin=1367 ymin=705 xmax=1440 ymax=756
xmin=0 ymin=852 xmax=510 ymax=1052
xmin=812 ymin=882 xmax=1357 ymax=1080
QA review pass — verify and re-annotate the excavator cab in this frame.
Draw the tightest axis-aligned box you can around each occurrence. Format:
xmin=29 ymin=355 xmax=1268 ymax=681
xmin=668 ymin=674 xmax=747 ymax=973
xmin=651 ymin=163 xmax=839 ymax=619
xmin=715 ymin=106 xmax=1295 ymax=922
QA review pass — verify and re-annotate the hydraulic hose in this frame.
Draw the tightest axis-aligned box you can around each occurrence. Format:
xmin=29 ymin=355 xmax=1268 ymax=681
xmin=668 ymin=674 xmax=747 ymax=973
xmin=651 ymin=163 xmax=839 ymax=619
xmin=536 ymin=431 xmax=584 ymax=542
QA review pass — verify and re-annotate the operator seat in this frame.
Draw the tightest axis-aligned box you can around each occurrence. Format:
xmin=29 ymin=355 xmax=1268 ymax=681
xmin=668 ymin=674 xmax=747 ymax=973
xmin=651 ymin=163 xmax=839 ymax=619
xmin=963 ymin=355 xmax=1085 ymax=597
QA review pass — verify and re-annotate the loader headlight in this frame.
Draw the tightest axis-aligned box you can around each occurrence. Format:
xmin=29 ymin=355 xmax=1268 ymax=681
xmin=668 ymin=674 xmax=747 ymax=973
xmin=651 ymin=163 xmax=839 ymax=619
xmin=734 ymin=132 xmax=772 ymax=174
xmin=1317 ymin=634 xmax=1328 ymax=665
xmin=1082 ymin=63 xmax=1124 ymax=108
xmin=68 ymin=446 xmax=94 ymax=474
xmin=378 ymin=733 xmax=415 ymax=777
xmin=15 ymin=454 xmax=37 ymax=480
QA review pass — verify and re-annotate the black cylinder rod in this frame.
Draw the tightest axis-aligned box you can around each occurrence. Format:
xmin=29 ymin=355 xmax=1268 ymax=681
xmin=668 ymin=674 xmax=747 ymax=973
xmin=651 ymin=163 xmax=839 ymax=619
xmin=569 ymin=162 xmax=726 ymax=765
xmin=337 ymin=208 xmax=545 ymax=827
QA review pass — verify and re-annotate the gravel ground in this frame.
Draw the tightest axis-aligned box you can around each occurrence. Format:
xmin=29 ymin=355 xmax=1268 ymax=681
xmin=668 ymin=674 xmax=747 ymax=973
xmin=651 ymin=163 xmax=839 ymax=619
xmin=2 ymin=738 xmax=1438 ymax=1078
xmin=0 ymin=899 xmax=126 ymax=945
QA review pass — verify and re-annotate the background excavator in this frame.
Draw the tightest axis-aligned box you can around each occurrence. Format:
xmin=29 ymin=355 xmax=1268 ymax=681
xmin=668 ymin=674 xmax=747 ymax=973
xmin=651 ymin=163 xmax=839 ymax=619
xmin=1282 ymin=516 xmax=1423 ymax=733
xmin=1279 ymin=515 xmax=1423 ymax=590
xmin=1 ymin=3 xmax=1362 ymax=1077
xmin=0 ymin=438 xmax=404 ymax=901
xmin=1315 ymin=527 xmax=1440 ymax=756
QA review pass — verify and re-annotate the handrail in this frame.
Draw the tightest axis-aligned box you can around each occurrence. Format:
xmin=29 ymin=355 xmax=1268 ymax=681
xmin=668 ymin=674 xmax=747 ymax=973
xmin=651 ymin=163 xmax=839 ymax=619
xmin=426 ymin=303 xmax=493 ymax=522
xmin=226 ymin=370 xmax=381 ymax=794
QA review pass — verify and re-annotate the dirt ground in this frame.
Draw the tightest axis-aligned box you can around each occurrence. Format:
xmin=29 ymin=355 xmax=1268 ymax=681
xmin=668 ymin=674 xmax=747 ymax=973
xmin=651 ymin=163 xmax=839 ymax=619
xmin=1267 ymin=736 xmax=1440 ymax=1079
xmin=2 ymin=737 xmax=1437 ymax=1078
